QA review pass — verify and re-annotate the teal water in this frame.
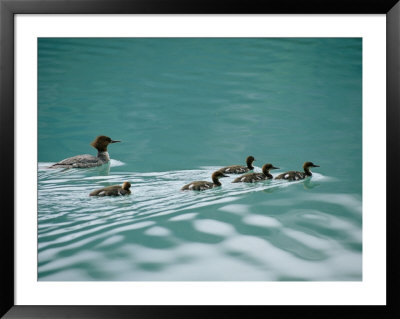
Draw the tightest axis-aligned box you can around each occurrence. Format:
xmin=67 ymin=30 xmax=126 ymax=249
xmin=38 ymin=38 xmax=362 ymax=281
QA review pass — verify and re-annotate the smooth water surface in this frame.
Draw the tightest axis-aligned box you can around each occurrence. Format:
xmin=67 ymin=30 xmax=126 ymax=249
xmin=38 ymin=38 xmax=362 ymax=281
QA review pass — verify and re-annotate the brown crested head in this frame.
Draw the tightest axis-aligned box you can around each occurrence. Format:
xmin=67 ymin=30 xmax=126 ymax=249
xmin=212 ymin=170 xmax=229 ymax=180
xmin=90 ymin=135 xmax=121 ymax=152
xmin=303 ymin=161 xmax=320 ymax=169
xmin=262 ymin=163 xmax=279 ymax=174
xmin=122 ymin=182 xmax=131 ymax=190
xmin=246 ymin=156 xmax=255 ymax=165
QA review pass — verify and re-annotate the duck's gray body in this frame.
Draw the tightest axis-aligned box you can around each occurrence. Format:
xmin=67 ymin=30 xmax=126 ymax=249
xmin=50 ymin=152 xmax=110 ymax=168
xmin=49 ymin=136 xmax=120 ymax=169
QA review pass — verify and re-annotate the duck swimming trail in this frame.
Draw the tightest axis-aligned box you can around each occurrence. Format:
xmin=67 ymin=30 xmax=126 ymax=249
xmin=38 ymin=161 xmax=361 ymax=281
xmin=37 ymin=38 xmax=363 ymax=282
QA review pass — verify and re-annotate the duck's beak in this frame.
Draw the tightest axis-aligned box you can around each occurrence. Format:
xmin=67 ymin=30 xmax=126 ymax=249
xmin=221 ymin=174 xmax=229 ymax=178
xmin=312 ymin=164 xmax=320 ymax=167
xmin=111 ymin=140 xmax=121 ymax=143
xmin=271 ymin=166 xmax=279 ymax=170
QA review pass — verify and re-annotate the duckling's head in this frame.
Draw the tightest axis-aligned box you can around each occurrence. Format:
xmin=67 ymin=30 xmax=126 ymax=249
xmin=90 ymin=135 xmax=121 ymax=152
xmin=246 ymin=156 xmax=255 ymax=165
xmin=246 ymin=156 xmax=255 ymax=169
xmin=262 ymin=163 xmax=279 ymax=174
xmin=122 ymin=182 xmax=131 ymax=190
xmin=212 ymin=170 xmax=229 ymax=180
xmin=303 ymin=161 xmax=320 ymax=169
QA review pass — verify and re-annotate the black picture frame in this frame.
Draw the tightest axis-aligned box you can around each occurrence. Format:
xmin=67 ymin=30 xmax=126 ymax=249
xmin=1 ymin=0 xmax=399 ymax=318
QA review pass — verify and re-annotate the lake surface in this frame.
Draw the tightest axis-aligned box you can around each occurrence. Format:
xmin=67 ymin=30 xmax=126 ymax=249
xmin=38 ymin=38 xmax=362 ymax=281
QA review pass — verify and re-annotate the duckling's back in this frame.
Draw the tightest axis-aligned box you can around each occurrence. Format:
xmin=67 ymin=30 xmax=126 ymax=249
xmin=90 ymin=185 xmax=130 ymax=196
xmin=232 ymin=172 xmax=269 ymax=183
xmin=181 ymin=181 xmax=214 ymax=191
xmin=275 ymin=171 xmax=305 ymax=181
xmin=219 ymin=165 xmax=250 ymax=174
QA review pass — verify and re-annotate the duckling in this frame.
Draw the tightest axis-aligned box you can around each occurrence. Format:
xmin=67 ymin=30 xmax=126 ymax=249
xmin=181 ymin=171 xmax=228 ymax=191
xmin=232 ymin=163 xmax=279 ymax=183
xmin=218 ymin=156 xmax=255 ymax=174
xmin=89 ymin=182 xmax=131 ymax=196
xmin=275 ymin=161 xmax=320 ymax=181
xmin=49 ymin=135 xmax=121 ymax=168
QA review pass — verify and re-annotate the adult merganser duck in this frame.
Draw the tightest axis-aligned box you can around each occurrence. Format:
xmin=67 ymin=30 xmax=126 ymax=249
xmin=49 ymin=135 xmax=120 ymax=168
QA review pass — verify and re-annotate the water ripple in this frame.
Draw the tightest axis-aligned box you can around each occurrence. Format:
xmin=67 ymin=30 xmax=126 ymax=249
xmin=38 ymin=164 xmax=361 ymax=281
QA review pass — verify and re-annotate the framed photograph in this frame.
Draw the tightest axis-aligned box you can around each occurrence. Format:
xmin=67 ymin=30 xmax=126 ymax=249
xmin=1 ymin=0 xmax=398 ymax=318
